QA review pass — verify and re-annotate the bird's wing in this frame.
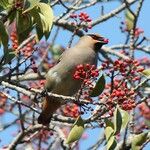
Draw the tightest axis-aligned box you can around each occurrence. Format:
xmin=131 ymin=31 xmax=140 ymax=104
xmin=58 ymin=50 xmax=68 ymax=62
xmin=45 ymin=71 xmax=60 ymax=91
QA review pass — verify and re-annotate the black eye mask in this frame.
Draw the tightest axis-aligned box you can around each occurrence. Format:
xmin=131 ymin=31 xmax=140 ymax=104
xmin=87 ymin=34 xmax=109 ymax=44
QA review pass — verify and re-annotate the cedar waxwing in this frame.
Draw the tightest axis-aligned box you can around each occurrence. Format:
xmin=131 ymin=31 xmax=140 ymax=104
xmin=38 ymin=34 xmax=108 ymax=125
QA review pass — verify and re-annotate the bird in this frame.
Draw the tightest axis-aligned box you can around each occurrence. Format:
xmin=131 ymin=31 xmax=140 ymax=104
xmin=38 ymin=33 xmax=108 ymax=125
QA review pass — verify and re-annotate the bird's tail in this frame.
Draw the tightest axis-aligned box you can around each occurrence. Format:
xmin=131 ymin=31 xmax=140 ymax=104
xmin=38 ymin=112 xmax=52 ymax=125
xmin=38 ymin=96 xmax=61 ymax=125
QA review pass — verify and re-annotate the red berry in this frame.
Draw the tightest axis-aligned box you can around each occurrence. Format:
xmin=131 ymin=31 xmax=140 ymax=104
xmin=76 ymin=64 xmax=84 ymax=70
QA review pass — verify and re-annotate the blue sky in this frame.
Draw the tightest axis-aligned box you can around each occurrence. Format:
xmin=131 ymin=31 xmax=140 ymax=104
xmin=0 ymin=0 xmax=150 ymax=149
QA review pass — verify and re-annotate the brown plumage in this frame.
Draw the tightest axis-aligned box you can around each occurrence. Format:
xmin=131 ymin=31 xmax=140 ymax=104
xmin=38 ymin=34 xmax=108 ymax=125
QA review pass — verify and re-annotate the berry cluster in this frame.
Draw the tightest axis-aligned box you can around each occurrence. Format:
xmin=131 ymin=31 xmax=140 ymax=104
xmin=62 ymin=103 xmax=79 ymax=118
xmin=0 ymin=108 xmax=4 ymax=115
xmin=10 ymin=31 xmax=36 ymax=57
xmin=134 ymin=122 xmax=149 ymax=133
xmin=79 ymin=12 xmax=92 ymax=22
xmin=70 ymin=12 xmax=92 ymax=32
xmin=73 ymin=64 xmax=99 ymax=101
xmin=13 ymin=1 xmax=23 ymax=9
xmin=134 ymin=103 xmax=150 ymax=133
xmin=70 ymin=12 xmax=92 ymax=23
xmin=21 ymin=41 xmax=36 ymax=57
xmin=102 ymin=59 xmax=144 ymax=82
xmin=134 ymin=28 xmax=144 ymax=37
xmin=73 ymin=64 xmax=99 ymax=81
xmin=100 ymin=79 xmax=136 ymax=111
xmin=100 ymin=58 xmax=145 ymax=111
xmin=30 ymin=58 xmax=38 ymax=73
xmin=37 ymin=130 xmax=53 ymax=142
xmin=120 ymin=22 xmax=144 ymax=38
xmin=0 ymin=93 xmax=7 ymax=115
xmin=28 ymin=80 xmax=46 ymax=90
xmin=138 ymin=102 xmax=150 ymax=120
xmin=138 ymin=57 xmax=150 ymax=67
xmin=10 ymin=32 xmax=18 ymax=50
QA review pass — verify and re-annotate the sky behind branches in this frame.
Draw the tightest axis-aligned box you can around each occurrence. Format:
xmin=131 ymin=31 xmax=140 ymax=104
xmin=0 ymin=0 xmax=150 ymax=149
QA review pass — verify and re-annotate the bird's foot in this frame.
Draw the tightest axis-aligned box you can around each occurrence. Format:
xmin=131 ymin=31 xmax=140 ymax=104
xmin=41 ymin=88 xmax=48 ymax=97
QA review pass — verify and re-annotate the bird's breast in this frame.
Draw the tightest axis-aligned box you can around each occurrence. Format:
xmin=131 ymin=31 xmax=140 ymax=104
xmin=52 ymin=73 xmax=82 ymax=96
xmin=49 ymin=47 xmax=98 ymax=96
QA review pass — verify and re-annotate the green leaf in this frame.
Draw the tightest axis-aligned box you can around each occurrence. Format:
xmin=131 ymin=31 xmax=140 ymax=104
xmin=114 ymin=107 xmax=130 ymax=133
xmin=142 ymin=69 xmax=150 ymax=77
xmin=31 ymin=10 xmax=46 ymax=40
xmin=113 ymin=107 xmax=122 ymax=135
xmin=22 ymin=2 xmax=53 ymax=40
xmin=66 ymin=116 xmax=84 ymax=144
xmin=38 ymin=12 xmax=47 ymax=32
xmin=120 ymin=109 xmax=130 ymax=129
xmin=17 ymin=11 xmax=33 ymax=34
xmin=40 ymin=0 xmax=51 ymax=4
xmin=0 ymin=0 xmax=11 ymax=9
xmin=36 ymin=25 xmax=43 ymax=40
xmin=125 ymin=9 xmax=135 ymax=31
xmin=37 ymin=3 xmax=53 ymax=34
xmin=104 ymin=119 xmax=117 ymax=150
xmin=8 ymin=9 xmax=17 ymax=24
xmin=23 ymin=0 xmax=40 ymax=13
xmin=106 ymin=135 xmax=117 ymax=150
xmin=16 ymin=10 xmax=33 ymax=43
xmin=90 ymin=74 xmax=105 ymax=97
xmin=105 ymin=118 xmax=114 ymax=129
xmin=30 ymin=2 xmax=53 ymax=40
xmin=3 ymin=50 xmax=16 ymax=64
xmin=131 ymin=132 xmax=148 ymax=150
xmin=105 ymin=119 xmax=114 ymax=141
xmin=0 ymin=20 xmax=8 ymax=50
xmin=0 ymin=0 xmax=7 ymax=8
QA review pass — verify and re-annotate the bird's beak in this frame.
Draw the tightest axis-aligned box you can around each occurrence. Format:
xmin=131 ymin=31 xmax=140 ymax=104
xmin=102 ymin=38 xmax=109 ymax=44
xmin=99 ymin=37 xmax=109 ymax=44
